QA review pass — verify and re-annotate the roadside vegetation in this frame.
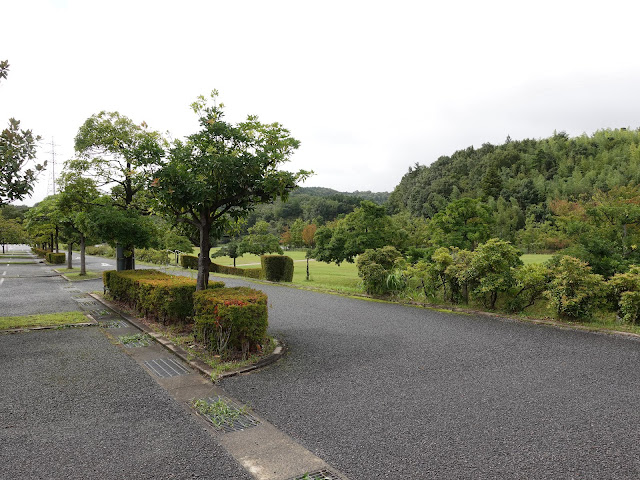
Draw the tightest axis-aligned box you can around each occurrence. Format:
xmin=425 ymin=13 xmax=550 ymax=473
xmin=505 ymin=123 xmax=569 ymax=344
xmin=0 ymin=311 xmax=89 ymax=330
xmin=7 ymin=84 xmax=640 ymax=336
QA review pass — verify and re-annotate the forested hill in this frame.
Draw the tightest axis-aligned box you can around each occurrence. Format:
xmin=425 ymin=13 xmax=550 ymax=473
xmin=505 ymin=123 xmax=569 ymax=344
xmin=292 ymin=187 xmax=389 ymax=204
xmin=388 ymin=128 xmax=640 ymax=218
xmin=246 ymin=187 xmax=389 ymax=227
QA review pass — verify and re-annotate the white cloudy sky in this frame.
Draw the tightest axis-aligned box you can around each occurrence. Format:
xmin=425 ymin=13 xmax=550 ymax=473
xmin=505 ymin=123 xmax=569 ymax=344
xmin=2 ymin=0 xmax=640 ymax=205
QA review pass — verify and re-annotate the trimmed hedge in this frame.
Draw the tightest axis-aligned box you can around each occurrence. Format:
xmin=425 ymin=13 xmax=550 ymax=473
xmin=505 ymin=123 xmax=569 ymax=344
xmin=210 ymin=262 xmax=263 ymax=279
xmin=261 ymin=255 xmax=294 ymax=282
xmin=194 ymin=287 xmax=268 ymax=355
xmin=103 ymin=269 xmax=214 ymax=324
xmin=181 ymin=254 xmax=263 ymax=279
xmin=180 ymin=254 xmax=199 ymax=269
xmin=32 ymin=248 xmax=48 ymax=258
xmin=46 ymin=252 xmax=66 ymax=264
xmin=136 ymin=248 xmax=170 ymax=265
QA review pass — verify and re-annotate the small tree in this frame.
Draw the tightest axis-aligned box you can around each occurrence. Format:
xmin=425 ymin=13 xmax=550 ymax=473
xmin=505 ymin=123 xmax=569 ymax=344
xmin=468 ymin=238 xmax=523 ymax=309
xmin=356 ymin=246 xmax=403 ymax=295
xmin=240 ymin=221 xmax=283 ymax=256
xmin=152 ymin=91 xmax=309 ymax=290
xmin=507 ymin=263 xmax=551 ymax=312
xmin=302 ymin=223 xmax=317 ymax=280
xmin=609 ymin=265 xmax=640 ymax=324
xmin=212 ymin=238 xmax=242 ymax=267
xmin=0 ymin=215 xmax=27 ymax=252
xmin=545 ymin=256 xmax=606 ymax=320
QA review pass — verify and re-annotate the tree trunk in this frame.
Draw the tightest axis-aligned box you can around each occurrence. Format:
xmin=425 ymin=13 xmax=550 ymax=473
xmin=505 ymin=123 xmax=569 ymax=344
xmin=50 ymin=234 xmax=54 ymax=252
xmin=55 ymin=226 xmax=59 ymax=253
xmin=80 ymin=235 xmax=86 ymax=276
xmin=197 ymin=222 xmax=211 ymax=290
xmin=67 ymin=243 xmax=73 ymax=269
xmin=306 ymin=257 xmax=310 ymax=280
xmin=233 ymin=257 xmax=236 ymax=267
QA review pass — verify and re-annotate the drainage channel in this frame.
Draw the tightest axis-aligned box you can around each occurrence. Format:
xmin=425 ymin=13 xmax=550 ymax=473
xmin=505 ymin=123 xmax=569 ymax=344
xmin=86 ymin=294 xmax=351 ymax=480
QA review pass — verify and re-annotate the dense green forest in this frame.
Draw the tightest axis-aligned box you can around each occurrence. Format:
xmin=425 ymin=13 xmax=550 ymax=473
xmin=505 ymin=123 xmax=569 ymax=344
xmin=245 ymin=187 xmax=389 ymax=229
xmin=389 ymin=128 xmax=640 ymax=218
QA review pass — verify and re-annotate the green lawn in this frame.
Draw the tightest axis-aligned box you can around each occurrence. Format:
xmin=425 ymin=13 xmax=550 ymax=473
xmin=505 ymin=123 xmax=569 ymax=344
xmin=0 ymin=311 xmax=90 ymax=330
xmin=56 ymin=268 xmax=103 ymax=281
xmin=521 ymin=254 xmax=553 ymax=265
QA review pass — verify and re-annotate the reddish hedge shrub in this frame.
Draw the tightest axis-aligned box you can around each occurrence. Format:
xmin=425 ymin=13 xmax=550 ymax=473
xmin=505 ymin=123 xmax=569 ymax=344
xmin=193 ymin=287 xmax=268 ymax=356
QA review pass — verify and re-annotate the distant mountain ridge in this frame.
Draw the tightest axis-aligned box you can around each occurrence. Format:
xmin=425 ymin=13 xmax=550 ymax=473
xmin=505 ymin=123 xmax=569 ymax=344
xmin=293 ymin=187 xmax=390 ymax=204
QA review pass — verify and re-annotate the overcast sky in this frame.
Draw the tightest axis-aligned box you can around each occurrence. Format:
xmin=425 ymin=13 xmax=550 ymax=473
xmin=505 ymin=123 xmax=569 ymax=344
xmin=2 ymin=0 xmax=640 ymax=206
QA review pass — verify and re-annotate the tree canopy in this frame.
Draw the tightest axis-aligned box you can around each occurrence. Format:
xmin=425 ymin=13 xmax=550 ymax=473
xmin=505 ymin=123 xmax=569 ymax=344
xmin=0 ymin=60 xmax=45 ymax=204
xmin=152 ymin=91 xmax=309 ymax=289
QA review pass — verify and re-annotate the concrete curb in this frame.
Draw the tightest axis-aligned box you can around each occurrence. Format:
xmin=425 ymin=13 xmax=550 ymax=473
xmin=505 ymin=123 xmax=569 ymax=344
xmin=88 ymin=293 xmax=286 ymax=381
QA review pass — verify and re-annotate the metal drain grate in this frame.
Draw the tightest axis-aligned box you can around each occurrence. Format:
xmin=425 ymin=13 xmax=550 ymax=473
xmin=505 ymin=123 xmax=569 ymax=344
xmin=289 ymin=470 xmax=343 ymax=480
xmin=88 ymin=309 xmax=112 ymax=318
xmin=101 ymin=320 xmax=128 ymax=328
xmin=144 ymin=358 xmax=190 ymax=378
xmin=194 ymin=396 xmax=260 ymax=433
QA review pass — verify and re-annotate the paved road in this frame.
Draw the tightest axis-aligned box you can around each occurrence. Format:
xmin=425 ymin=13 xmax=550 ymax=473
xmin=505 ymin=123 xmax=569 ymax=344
xmin=213 ymin=277 xmax=640 ymax=479
xmin=5 ymin=248 xmax=640 ymax=478
xmin=0 ymin=246 xmax=251 ymax=479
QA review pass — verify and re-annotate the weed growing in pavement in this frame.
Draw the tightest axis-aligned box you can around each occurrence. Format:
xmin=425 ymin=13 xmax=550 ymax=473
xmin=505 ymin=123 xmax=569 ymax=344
xmin=191 ymin=398 xmax=247 ymax=428
xmin=118 ymin=333 xmax=151 ymax=346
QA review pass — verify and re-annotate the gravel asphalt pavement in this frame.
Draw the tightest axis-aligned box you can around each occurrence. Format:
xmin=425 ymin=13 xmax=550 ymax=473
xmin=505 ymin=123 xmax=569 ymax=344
xmin=4 ymin=247 xmax=640 ymax=479
xmin=213 ymin=276 xmax=640 ymax=479
xmin=0 ymin=247 xmax=251 ymax=479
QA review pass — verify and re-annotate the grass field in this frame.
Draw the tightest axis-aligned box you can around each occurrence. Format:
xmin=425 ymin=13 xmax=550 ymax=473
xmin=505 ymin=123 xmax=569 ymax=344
xmin=56 ymin=268 xmax=103 ymax=281
xmin=521 ymin=254 xmax=553 ymax=265
xmin=201 ymin=250 xmax=555 ymax=294
xmin=0 ymin=311 xmax=89 ymax=330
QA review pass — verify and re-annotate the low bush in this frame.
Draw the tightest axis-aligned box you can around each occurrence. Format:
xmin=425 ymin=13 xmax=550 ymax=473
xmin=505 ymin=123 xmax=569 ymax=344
xmin=261 ymin=255 xmax=294 ymax=282
xmin=194 ymin=287 xmax=268 ymax=356
xmin=609 ymin=265 xmax=640 ymax=324
xmin=545 ymin=256 xmax=606 ymax=320
xmin=85 ymin=245 xmax=115 ymax=257
xmin=210 ymin=262 xmax=263 ymax=279
xmin=103 ymin=269 xmax=212 ymax=324
xmin=357 ymin=246 xmax=403 ymax=295
xmin=32 ymin=247 xmax=47 ymax=257
xmin=136 ymin=248 xmax=170 ymax=265
xmin=180 ymin=254 xmax=199 ymax=269
xmin=46 ymin=252 xmax=66 ymax=264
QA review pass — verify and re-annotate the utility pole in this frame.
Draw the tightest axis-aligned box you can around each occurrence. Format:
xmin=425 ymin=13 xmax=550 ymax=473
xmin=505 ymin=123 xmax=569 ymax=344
xmin=46 ymin=137 xmax=61 ymax=196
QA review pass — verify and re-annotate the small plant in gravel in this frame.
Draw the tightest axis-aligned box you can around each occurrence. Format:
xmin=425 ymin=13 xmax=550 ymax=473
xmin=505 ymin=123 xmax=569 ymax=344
xmin=118 ymin=333 xmax=151 ymax=346
xmin=191 ymin=397 xmax=246 ymax=428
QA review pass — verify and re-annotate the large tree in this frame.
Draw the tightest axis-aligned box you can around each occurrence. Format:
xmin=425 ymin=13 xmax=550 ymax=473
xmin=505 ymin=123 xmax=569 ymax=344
xmin=152 ymin=92 xmax=308 ymax=290
xmin=68 ymin=111 xmax=164 ymax=269
xmin=0 ymin=60 xmax=45 ymax=204
xmin=312 ymin=201 xmax=402 ymax=264
xmin=57 ymin=172 xmax=101 ymax=274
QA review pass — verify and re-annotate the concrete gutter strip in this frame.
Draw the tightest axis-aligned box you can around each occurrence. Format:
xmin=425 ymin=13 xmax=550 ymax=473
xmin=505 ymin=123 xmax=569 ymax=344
xmin=86 ymin=294 xmax=349 ymax=480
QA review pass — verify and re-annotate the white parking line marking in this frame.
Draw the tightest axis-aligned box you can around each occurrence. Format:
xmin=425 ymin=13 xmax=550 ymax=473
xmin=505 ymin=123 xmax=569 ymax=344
xmin=0 ymin=278 xmax=4 ymax=286
xmin=2 ymin=271 xmax=6 ymax=276
xmin=101 ymin=263 xmax=112 ymax=266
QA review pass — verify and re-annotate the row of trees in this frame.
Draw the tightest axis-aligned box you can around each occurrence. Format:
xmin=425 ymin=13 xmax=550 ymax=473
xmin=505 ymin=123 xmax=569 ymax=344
xmin=22 ymin=91 xmax=309 ymax=290
xmin=356 ymin=239 xmax=640 ymax=324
